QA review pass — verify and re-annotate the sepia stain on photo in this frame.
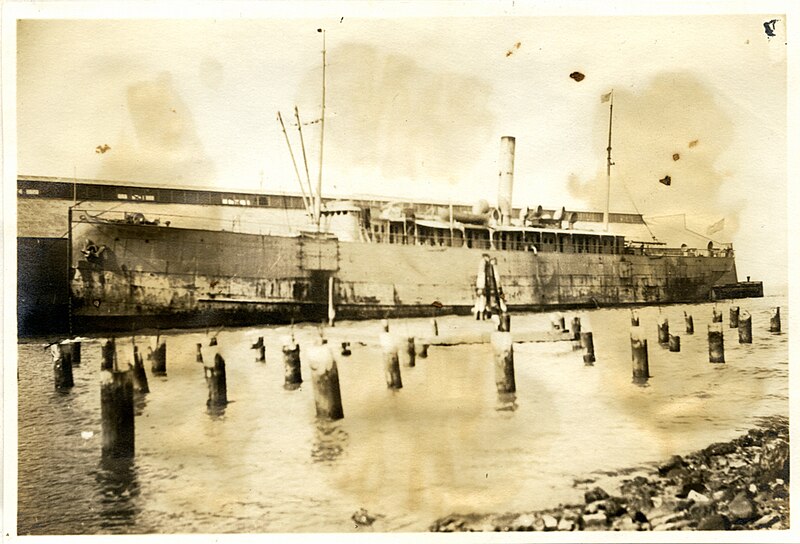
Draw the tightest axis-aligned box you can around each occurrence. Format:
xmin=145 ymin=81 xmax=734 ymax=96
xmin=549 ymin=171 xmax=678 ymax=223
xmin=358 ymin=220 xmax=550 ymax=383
xmin=10 ymin=4 xmax=790 ymax=540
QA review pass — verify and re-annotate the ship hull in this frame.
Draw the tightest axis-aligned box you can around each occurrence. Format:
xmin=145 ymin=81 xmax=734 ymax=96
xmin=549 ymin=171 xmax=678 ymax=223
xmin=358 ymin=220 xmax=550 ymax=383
xmin=69 ymin=219 xmax=738 ymax=333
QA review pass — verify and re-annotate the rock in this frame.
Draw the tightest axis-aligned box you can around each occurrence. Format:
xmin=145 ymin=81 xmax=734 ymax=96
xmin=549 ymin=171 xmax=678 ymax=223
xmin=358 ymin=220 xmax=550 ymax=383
xmin=758 ymin=438 xmax=789 ymax=482
xmin=705 ymin=442 xmax=737 ymax=456
xmin=613 ymin=516 xmax=639 ymax=531
xmin=584 ymin=501 xmax=600 ymax=514
xmin=678 ymin=480 xmax=707 ymax=498
xmin=600 ymin=497 xmax=627 ymax=517
xmin=652 ymin=496 xmax=663 ymax=508
xmin=752 ymin=513 xmax=780 ymax=529
xmin=532 ymin=517 xmax=545 ymax=531
xmin=687 ymin=490 xmax=710 ymax=504
xmin=352 ymin=508 xmax=376 ymax=526
xmin=556 ymin=518 xmax=574 ymax=531
xmin=697 ymin=514 xmax=730 ymax=530
xmin=582 ymin=512 xmax=607 ymax=529
xmin=510 ymin=514 xmax=535 ymax=531
xmin=584 ymin=486 xmax=610 ymax=504
xmin=658 ymin=455 xmax=685 ymax=476
xmin=542 ymin=514 xmax=558 ymax=531
xmin=728 ymin=492 xmax=756 ymax=522
xmin=712 ymin=490 xmax=726 ymax=501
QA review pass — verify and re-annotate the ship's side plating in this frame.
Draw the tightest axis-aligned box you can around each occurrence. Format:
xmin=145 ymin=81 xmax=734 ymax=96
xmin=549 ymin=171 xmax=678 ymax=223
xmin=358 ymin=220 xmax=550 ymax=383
xmin=69 ymin=216 xmax=736 ymax=332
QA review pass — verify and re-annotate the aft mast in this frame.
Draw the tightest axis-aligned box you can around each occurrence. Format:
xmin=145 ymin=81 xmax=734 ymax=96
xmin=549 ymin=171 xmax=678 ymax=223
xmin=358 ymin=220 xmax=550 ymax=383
xmin=602 ymin=90 xmax=614 ymax=232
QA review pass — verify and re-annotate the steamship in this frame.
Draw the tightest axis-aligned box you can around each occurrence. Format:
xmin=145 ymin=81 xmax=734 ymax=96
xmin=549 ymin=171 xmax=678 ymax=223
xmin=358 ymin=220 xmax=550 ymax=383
xmin=61 ymin=133 xmax=739 ymax=332
xmin=18 ymin=39 xmax=747 ymax=334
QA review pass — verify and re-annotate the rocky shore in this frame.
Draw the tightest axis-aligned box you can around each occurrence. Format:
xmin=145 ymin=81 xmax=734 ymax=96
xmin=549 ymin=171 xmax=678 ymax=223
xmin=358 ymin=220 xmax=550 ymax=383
xmin=430 ymin=416 xmax=789 ymax=532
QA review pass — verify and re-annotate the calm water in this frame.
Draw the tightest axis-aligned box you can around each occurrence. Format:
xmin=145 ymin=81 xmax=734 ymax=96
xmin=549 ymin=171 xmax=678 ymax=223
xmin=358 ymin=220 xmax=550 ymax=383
xmin=17 ymin=296 xmax=788 ymax=534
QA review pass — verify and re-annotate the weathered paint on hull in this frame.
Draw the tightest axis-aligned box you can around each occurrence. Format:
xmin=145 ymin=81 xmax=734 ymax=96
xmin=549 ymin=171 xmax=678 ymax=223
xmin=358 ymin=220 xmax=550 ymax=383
xmin=70 ymin=220 xmax=738 ymax=332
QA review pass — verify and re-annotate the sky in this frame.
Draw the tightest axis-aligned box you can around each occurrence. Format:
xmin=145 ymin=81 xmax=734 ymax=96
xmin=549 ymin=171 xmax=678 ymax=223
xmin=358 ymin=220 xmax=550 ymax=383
xmin=10 ymin=3 xmax=790 ymax=287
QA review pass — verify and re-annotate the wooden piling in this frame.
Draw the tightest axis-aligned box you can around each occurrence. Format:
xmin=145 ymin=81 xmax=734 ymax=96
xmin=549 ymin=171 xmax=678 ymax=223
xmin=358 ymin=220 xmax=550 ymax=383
xmin=499 ymin=312 xmax=511 ymax=332
xmin=571 ymin=316 xmax=581 ymax=341
xmin=738 ymin=311 xmax=753 ymax=344
xmin=131 ymin=345 xmax=149 ymax=394
xmin=708 ymin=323 xmax=725 ymax=363
xmin=729 ymin=306 xmax=740 ymax=328
xmin=69 ymin=341 xmax=82 ymax=365
xmin=196 ymin=343 xmax=204 ymax=364
xmin=769 ymin=307 xmax=781 ymax=333
xmin=381 ymin=319 xmax=389 ymax=333
xmin=307 ymin=344 xmax=344 ymax=420
xmin=52 ymin=342 xmax=74 ymax=389
xmin=102 ymin=338 xmax=116 ymax=371
xmin=101 ymin=367 xmax=134 ymax=458
xmin=251 ymin=336 xmax=264 ymax=349
xmin=255 ymin=343 xmax=266 ymax=363
xmin=630 ymin=327 xmax=649 ymax=384
xmin=282 ymin=342 xmax=302 ymax=389
xmin=580 ymin=331 xmax=595 ymax=364
xmin=657 ymin=317 xmax=669 ymax=345
xmin=712 ymin=308 xmax=723 ymax=323
xmin=416 ymin=341 xmax=429 ymax=358
xmin=431 ymin=318 xmax=439 ymax=336
xmin=205 ymin=353 xmax=228 ymax=407
xmin=341 ymin=342 xmax=351 ymax=356
xmin=380 ymin=332 xmax=402 ymax=389
xmin=668 ymin=334 xmax=681 ymax=352
xmin=491 ymin=331 xmax=515 ymax=393
xmin=148 ymin=340 xmax=167 ymax=375
xmin=684 ymin=312 xmax=694 ymax=334
xmin=631 ymin=310 xmax=640 ymax=327
xmin=404 ymin=336 xmax=416 ymax=368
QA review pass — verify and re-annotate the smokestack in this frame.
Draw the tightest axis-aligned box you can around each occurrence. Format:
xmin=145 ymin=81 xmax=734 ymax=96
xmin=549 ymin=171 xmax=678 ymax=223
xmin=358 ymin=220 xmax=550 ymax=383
xmin=498 ymin=136 xmax=515 ymax=226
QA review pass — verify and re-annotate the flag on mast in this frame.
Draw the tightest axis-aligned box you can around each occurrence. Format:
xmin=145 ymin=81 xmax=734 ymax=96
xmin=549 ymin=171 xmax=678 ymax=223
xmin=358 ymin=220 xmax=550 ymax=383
xmin=601 ymin=91 xmax=613 ymax=103
xmin=706 ymin=218 xmax=725 ymax=235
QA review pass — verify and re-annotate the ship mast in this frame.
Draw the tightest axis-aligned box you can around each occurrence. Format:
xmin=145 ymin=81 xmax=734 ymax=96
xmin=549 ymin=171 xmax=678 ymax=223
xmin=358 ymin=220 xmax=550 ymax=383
xmin=603 ymin=90 xmax=614 ymax=232
xmin=315 ymin=28 xmax=327 ymax=231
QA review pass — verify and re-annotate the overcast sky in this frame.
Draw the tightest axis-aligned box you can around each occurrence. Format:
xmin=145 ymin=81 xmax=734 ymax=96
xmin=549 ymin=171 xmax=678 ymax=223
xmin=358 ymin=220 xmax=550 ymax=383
xmin=12 ymin=3 xmax=789 ymax=286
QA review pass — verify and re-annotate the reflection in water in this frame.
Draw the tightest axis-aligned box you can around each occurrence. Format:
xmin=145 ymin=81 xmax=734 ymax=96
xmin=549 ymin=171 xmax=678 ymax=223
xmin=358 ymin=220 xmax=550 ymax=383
xmin=133 ymin=394 xmax=147 ymax=417
xmin=207 ymin=404 xmax=227 ymax=419
xmin=312 ymin=419 xmax=349 ymax=463
xmin=95 ymin=456 xmax=140 ymax=530
xmin=496 ymin=392 xmax=518 ymax=412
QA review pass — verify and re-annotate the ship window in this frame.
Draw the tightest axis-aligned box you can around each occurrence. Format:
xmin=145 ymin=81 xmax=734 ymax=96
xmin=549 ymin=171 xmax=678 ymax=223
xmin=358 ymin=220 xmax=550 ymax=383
xmin=117 ymin=193 xmax=128 ymax=199
xmin=26 ymin=188 xmax=40 ymax=195
xmin=146 ymin=195 xmax=155 ymax=201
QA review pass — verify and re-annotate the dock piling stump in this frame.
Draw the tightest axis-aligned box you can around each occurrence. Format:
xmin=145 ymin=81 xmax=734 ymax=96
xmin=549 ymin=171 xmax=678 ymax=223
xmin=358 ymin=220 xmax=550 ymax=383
xmin=738 ymin=311 xmax=753 ymax=344
xmin=132 ymin=346 xmax=149 ymax=394
xmin=416 ymin=340 xmax=429 ymax=358
xmin=148 ymin=341 xmax=167 ymax=375
xmin=708 ymin=323 xmax=725 ymax=363
xmin=52 ymin=342 xmax=74 ymax=389
xmin=729 ymin=306 xmax=740 ymax=328
xmin=380 ymin=333 xmax=402 ymax=389
xmin=101 ymin=367 xmax=134 ymax=458
xmin=101 ymin=338 xmax=116 ymax=371
xmin=381 ymin=319 xmax=389 ymax=333
xmin=684 ymin=312 xmax=694 ymax=334
xmin=404 ymin=337 xmax=416 ymax=368
xmin=308 ymin=344 xmax=344 ymax=420
xmin=571 ymin=317 xmax=581 ymax=341
xmin=580 ymin=331 xmax=595 ymax=365
xmin=630 ymin=327 xmax=649 ymax=384
xmin=205 ymin=353 xmax=228 ymax=407
xmin=491 ymin=331 xmax=516 ymax=394
xmin=282 ymin=341 xmax=302 ymax=389
xmin=712 ymin=308 xmax=723 ymax=323
xmin=340 ymin=342 xmax=351 ymax=357
xmin=255 ymin=344 xmax=266 ymax=363
xmin=195 ymin=343 xmax=204 ymax=364
xmin=668 ymin=334 xmax=681 ymax=352
xmin=631 ymin=310 xmax=640 ymax=327
xmin=657 ymin=317 xmax=670 ymax=345
xmin=431 ymin=318 xmax=439 ymax=337
xmin=69 ymin=341 xmax=82 ymax=365
xmin=769 ymin=307 xmax=781 ymax=333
